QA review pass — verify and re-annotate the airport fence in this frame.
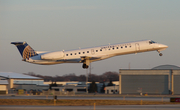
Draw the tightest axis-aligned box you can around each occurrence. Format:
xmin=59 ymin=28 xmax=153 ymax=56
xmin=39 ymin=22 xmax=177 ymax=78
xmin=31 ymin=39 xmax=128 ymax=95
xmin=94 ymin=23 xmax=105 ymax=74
xmin=42 ymin=90 xmax=75 ymax=96
xmin=8 ymin=89 xmax=75 ymax=96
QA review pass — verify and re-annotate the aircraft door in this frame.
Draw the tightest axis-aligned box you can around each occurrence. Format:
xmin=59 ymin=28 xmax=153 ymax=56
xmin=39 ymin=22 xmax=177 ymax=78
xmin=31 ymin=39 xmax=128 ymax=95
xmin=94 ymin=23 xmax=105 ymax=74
xmin=135 ymin=43 xmax=140 ymax=52
xmin=91 ymin=49 xmax=95 ymax=55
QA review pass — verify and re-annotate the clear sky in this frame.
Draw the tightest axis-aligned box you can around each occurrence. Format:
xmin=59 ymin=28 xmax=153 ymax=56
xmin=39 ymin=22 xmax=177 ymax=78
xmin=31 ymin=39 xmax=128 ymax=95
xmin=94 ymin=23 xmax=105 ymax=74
xmin=0 ymin=0 xmax=180 ymax=76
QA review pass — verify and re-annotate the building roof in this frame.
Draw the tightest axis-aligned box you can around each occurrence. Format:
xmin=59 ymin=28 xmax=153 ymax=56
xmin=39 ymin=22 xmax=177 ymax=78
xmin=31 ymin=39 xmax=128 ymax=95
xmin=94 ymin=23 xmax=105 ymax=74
xmin=0 ymin=80 xmax=8 ymax=85
xmin=152 ymin=65 xmax=180 ymax=70
xmin=0 ymin=72 xmax=42 ymax=79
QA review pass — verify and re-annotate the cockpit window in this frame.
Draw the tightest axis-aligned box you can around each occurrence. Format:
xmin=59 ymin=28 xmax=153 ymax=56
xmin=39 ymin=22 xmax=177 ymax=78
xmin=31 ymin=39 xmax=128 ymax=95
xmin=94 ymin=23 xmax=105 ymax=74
xmin=149 ymin=40 xmax=156 ymax=44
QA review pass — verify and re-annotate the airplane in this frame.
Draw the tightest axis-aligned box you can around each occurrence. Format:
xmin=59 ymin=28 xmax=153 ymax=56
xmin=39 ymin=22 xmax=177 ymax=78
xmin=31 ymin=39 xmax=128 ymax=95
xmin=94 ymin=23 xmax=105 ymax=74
xmin=11 ymin=40 xmax=168 ymax=69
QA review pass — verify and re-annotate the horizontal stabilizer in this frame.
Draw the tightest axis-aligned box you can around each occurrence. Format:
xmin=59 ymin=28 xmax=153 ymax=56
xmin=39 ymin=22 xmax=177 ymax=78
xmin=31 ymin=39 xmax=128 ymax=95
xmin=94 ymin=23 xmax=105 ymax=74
xmin=11 ymin=42 xmax=25 ymax=45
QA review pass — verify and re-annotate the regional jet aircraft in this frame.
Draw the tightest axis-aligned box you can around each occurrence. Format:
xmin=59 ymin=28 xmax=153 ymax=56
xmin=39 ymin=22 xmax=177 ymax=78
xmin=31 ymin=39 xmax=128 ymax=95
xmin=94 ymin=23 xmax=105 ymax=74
xmin=11 ymin=40 xmax=168 ymax=69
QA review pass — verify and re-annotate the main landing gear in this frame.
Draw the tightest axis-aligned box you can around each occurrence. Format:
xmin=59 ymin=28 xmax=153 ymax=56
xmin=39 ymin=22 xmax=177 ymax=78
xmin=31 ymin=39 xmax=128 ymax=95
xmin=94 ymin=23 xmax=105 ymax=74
xmin=82 ymin=64 xmax=89 ymax=69
xmin=81 ymin=56 xmax=90 ymax=69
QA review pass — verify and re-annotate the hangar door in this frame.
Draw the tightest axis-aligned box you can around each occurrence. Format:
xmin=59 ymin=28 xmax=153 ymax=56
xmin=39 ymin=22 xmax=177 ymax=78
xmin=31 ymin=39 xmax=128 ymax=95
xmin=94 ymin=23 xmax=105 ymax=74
xmin=0 ymin=85 xmax=7 ymax=94
xmin=174 ymin=75 xmax=180 ymax=94
xmin=121 ymin=75 xmax=169 ymax=95
xmin=0 ymin=85 xmax=6 ymax=90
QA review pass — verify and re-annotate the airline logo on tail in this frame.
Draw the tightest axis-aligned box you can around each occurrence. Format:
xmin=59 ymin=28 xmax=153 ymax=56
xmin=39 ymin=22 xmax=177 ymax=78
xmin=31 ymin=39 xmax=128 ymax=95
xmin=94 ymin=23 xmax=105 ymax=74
xmin=11 ymin=42 xmax=38 ymax=60
xmin=23 ymin=45 xmax=37 ymax=60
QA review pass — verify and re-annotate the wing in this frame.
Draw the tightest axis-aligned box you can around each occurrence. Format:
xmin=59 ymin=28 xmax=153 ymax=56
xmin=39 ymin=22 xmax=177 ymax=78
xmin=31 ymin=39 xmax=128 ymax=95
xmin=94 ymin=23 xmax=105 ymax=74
xmin=80 ymin=56 xmax=101 ymax=61
xmin=80 ymin=54 xmax=110 ymax=62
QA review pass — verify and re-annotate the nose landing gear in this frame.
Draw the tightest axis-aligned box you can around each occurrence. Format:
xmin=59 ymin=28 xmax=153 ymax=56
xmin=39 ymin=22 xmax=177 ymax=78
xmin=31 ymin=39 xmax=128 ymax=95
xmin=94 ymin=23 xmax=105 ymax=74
xmin=159 ymin=53 xmax=163 ymax=56
xmin=157 ymin=50 xmax=163 ymax=56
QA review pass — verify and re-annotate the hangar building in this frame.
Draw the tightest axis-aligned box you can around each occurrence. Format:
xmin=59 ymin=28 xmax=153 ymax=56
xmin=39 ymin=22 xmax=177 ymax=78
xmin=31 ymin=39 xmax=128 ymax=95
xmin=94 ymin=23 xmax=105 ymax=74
xmin=0 ymin=80 xmax=8 ymax=94
xmin=117 ymin=65 xmax=180 ymax=95
xmin=0 ymin=72 xmax=49 ymax=94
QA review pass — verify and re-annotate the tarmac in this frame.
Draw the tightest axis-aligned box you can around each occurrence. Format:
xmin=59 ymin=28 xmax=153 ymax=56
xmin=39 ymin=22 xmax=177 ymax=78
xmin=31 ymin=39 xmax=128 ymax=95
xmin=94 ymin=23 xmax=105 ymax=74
xmin=1 ymin=105 xmax=180 ymax=110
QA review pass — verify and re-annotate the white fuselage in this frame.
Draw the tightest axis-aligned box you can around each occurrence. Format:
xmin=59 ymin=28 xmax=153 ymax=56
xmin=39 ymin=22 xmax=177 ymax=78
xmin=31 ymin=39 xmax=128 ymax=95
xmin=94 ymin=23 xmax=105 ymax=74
xmin=27 ymin=40 xmax=168 ymax=65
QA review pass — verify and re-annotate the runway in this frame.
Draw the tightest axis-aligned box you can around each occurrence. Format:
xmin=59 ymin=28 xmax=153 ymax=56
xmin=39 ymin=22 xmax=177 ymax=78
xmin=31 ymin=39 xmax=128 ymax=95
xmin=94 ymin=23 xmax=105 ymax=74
xmin=0 ymin=105 xmax=180 ymax=110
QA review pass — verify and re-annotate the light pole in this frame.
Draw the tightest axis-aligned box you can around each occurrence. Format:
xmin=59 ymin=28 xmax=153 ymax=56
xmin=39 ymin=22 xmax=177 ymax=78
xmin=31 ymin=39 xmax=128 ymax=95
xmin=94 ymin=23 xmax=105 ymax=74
xmin=86 ymin=68 xmax=88 ymax=94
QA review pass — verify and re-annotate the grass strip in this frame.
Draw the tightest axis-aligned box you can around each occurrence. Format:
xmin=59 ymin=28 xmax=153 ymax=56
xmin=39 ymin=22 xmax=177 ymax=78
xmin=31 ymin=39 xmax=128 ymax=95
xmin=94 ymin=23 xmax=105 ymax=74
xmin=0 ymin=99 xmax=180 ymax=106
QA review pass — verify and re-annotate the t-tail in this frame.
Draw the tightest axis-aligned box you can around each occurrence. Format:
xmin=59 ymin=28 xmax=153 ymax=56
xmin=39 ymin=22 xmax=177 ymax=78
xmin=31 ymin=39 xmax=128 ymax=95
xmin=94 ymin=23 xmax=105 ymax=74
xmin=11 ymin=42 xmax=38 ymax=60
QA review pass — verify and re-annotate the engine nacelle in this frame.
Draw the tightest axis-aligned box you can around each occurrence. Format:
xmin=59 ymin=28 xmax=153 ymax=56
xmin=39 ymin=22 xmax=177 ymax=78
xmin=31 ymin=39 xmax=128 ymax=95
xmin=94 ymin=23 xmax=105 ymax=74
xmin=41 ymin=51 xmax=64 ymax=60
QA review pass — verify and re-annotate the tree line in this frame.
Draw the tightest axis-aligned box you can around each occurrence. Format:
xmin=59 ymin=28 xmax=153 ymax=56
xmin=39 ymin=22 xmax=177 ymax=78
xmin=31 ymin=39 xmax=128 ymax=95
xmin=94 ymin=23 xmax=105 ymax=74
xmin=23 ymin=71 xmax=119 ymax=82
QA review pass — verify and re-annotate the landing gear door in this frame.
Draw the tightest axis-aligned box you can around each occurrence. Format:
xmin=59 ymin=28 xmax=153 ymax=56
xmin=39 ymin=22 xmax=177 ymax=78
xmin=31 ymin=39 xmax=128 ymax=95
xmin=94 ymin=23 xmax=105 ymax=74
xmin=135 ymin=43 xmax=140 ymax=52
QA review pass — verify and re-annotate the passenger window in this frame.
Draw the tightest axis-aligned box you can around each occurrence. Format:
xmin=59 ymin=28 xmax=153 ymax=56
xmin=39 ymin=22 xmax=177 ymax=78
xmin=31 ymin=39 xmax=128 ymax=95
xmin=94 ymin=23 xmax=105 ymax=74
xmin=66 ymin=54 xmax=68 ymax=56
xmin=117 ymin=47 xmax=119 ymax=49
xmin=70 ymin=53 xmax=72 ymax=55
xmin=125 ymin=46 xmax=127 ymax=48
xmin=87 ymin=51 xmax=89 ymax=53
xmin=112 ymin=48 xmax=114 ymax=50
xmin=96 ymin=50 xmax=98 ymax=52
xmin=83 ymin=52 xmax=85 ymax=54
xmin=75 ymin=53 xmax=76 ymax=55
xmin=121 ymin=47 xmax=123 ymax=49
xmin=79 ymin=52 xmax=81 ymax=54
xmin=100 ymin=49 xmax=102 ymax=51
xmin=130 ymin=46 xmax=131 ymax=48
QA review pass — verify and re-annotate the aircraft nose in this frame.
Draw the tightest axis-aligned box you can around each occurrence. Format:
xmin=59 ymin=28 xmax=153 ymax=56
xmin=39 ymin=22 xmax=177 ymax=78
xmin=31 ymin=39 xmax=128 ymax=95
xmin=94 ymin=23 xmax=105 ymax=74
xmin=159 ymin=44 xmax=168 ymax=49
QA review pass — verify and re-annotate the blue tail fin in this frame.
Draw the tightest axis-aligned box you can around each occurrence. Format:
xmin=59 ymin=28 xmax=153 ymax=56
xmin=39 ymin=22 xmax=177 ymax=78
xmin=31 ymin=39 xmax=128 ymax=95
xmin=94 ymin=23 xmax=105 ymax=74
xmin=11 ymin=42 xmax=38 ymax=60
